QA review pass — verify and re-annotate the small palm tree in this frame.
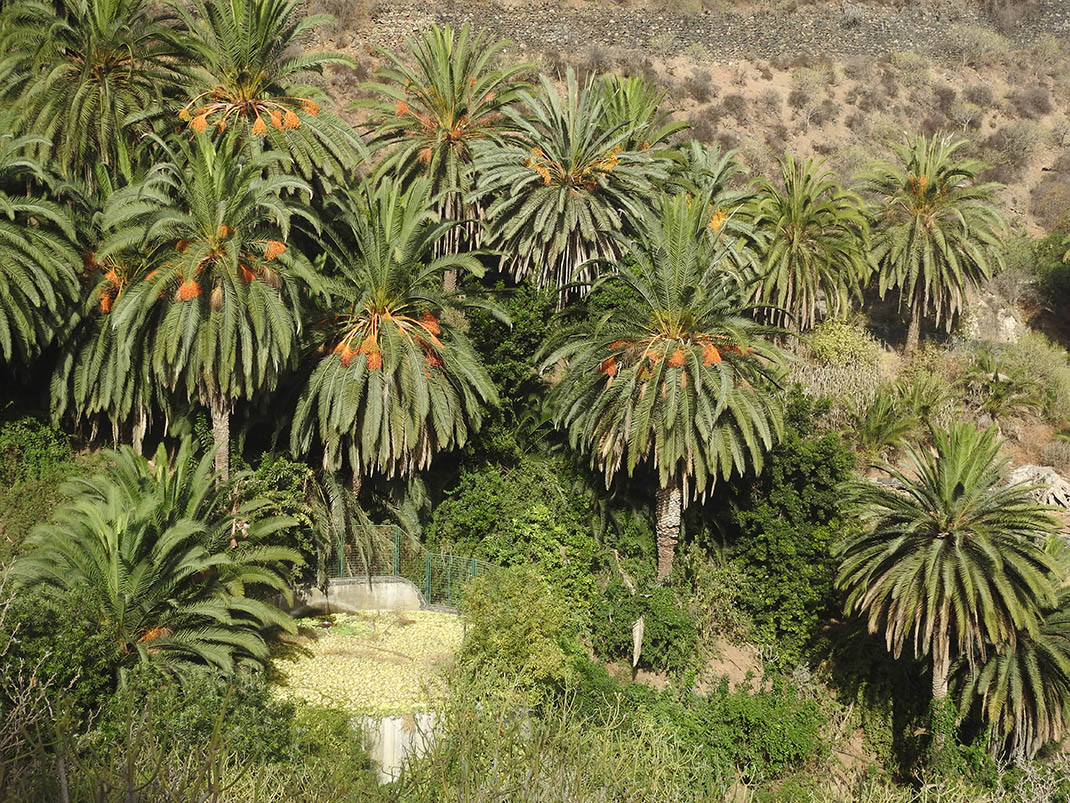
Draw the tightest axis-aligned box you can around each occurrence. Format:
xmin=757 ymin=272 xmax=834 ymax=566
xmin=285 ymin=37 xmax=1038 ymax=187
xmin=474 ymin=70 xmax=673 ymax=298
xmin=963 ymin=587 xmax=1070 ymax=760
xmin=597 ymin=74 xmax=687 ymax=154
xmin=543 ymin=193 xmax=785 ymax=579
xmin=104 ymin=133 xmax=317 ymax=477
xmin=175 ymin=0 xmax=363 ymax=187
xmin=291 ymin=177 xmax=498 ymax=495
xmin=862 ymin=135 xmax=1006 ymax=352
xmin=836 ymin=423 xmax=1060 ymax=714
xmin=751 ymin=155 xmax=870 ymax=331
xmin=0 ymin=130 xmax=80 ymax=362
xmin=12 ymin=437 xmax=300 ymax=677
xmin=0 ymin=0 xmax=186 ymax=181
xmin=362 ymin=24 xmax=529 ymax=279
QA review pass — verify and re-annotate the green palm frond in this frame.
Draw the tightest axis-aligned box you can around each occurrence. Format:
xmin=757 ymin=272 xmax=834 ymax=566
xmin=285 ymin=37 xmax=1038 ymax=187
xmin=291 ymin=176 xmax=499 ymax=481
xmin=597 ymin=74 xmax=688 ymax=154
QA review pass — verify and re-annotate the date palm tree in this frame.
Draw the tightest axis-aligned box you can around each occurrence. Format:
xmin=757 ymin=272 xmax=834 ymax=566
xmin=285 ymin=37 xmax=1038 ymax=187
xmin=12 ymin=437 xmax=300 ymax=677
xmin=0 ymin=0 xmax=187 ymax=181
xmin=543 ymin=193 xmax=785 ymax=579
xmin=103 ymin=132 xmax=317 ymax=478
xmin=174 ymin=0 xmax=363 ymax=188
xmin=836 ymin=423 xmax=1059 ymax=718
xmin=963 ymin=587 xmax=1070 ymax=760
xmin=362 ymin=25 xmax=529 ymax=284
xmin=0 ymin=130 xmax=80 ymax=363
xmin=597 ymin=74 xmax=687 ymax=154
xmin=861 ymin=135 xmax=1006 ymax=352
xmin=291 ymin=177 xmax=498 ymax=496
xmin=751 ymin=154 xmax=870 ymax=330
xmin=473 ymin=69 xmax=673 ymax=299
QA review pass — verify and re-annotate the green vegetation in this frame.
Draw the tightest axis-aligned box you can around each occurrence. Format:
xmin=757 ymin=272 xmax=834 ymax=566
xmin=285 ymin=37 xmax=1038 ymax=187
xmin=1 ymin=4 xmax=1070 ymax=800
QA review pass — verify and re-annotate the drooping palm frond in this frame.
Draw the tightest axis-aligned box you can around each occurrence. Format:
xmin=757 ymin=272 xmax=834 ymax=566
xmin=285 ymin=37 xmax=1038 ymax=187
xmin=12 ymin=437 xmax=300 ymax=677
xmin=175 ymin=0 xmax=364 ymax=188
xmin=292 ymin=177 xmax=499 ymax=483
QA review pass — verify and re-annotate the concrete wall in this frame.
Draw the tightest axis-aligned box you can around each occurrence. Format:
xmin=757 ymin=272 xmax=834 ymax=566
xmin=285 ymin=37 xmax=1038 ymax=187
xmin=357 ymin=713 xmax=435 ymax=783
xmin=289 ymin=577 xmax=424 ymax=616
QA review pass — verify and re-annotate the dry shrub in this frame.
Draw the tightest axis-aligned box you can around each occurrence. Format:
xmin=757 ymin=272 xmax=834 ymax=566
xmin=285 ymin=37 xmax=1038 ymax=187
xmin=943 ymin=24 xmax=1012 ymax=67
xmin=757 ymin=88 xmax=781 ymax=117
xmin=309 ymin=0 xmax=379 ymax=31
xmin=685 ymin=69 xmax=715 ymax=103
xmin=1040 ymin=440 xmax=1070 ymax=472
xmin=720 ymin=94 xmax=749 ymax=123
xmin=964 ymin=84 xmax=994 ymax=107
xmin=1008 ymin=86 xmax=1053 ymax=120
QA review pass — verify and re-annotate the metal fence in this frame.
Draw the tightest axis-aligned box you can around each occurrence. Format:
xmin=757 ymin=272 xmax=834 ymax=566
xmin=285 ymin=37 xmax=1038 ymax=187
xmin=328 ymin=525 xmax=495 ymax=610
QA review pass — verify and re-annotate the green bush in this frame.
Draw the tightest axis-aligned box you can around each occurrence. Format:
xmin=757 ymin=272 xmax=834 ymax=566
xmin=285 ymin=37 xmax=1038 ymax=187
xmin=459 ymin=565 xmax=572 ymax=700
xmin=993 ymin=335 xmax=1070 ymax=425
xmin=724 ymin=421 xmax=855 ymax=666
xmin=590 ymin=577 xmax=699 ymax=675
xmin=807 ymin=319 xmax=882 ymax=368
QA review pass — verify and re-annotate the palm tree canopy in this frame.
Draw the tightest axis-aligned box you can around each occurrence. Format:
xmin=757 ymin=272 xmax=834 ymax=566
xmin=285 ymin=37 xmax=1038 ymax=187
xmin=12 ymin=437 xmax=300 ymax=676
xmin=837 ymin=423 xmax=1060 ymax=670
xmin=103 ymin=132 xmax=317 ymax=409
xmin=542 ymin=191 xmax=785 ymax=500
xmin=0 ymin=129 xmax=80 ymax=362
xmin=596 ymin=74 xmax=687 ymax=154
xmin=861 ymin=134 xmax=1006 ymax=330
xmin=0 ymin=0 xmax=186 ymax=180
xmin=751 ymin=154 xmax=870 ymax=330
xmin=473 ymin=69 xmax=673 ymax=295
xmin=291 ymin=177 xmax=499 ymax=478
xmin=175 ymin=0 xmax=364 ymax=187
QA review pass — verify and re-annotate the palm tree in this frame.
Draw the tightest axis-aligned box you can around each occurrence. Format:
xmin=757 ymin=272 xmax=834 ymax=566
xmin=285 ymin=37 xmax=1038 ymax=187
xmin=597 ymin=74 xmax=687 ymax=154
xmin=0 ymin=128 xmax=80 ymax=363
xmin=103 ymin=133 xmax=317 ymax=477
xmin=751 ymin=155 xmax=870 ymax=330
xmin=0 ymin=0 xmax=186 ymax=181
xmin=175 ymin=0 xmax=363 ymax=187
xmin=473 ymin=70 xmax=673 ymax=299
xmin=836 ymin=423 xmax=1060 ymax=715
xmin=963 ymin=587 xmax=1070 ymax=760
xmin=12 ymin=437 xmax=300 ymax=677
xmin=362 ymin=24 xmax=529 ymax=286
xmin=861 ymin=135 xmax=1006 ymax=352
xmin=291 ymin=177 xmax=498 ymax=495
xmin=543 ymin=193 xmax=785 ymax=579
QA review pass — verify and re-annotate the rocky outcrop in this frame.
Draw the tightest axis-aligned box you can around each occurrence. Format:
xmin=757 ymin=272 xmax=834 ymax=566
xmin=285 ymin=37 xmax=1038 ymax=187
xmin=1010 ymin=463 xmax=1070 ymax=509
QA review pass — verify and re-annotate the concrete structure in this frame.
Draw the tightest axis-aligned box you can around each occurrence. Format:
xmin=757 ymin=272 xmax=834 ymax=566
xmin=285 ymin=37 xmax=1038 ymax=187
xmin=358 ymin=713 xmax=436 ymax=783
xmin=289 ymin=576 xmax=424 ymax=616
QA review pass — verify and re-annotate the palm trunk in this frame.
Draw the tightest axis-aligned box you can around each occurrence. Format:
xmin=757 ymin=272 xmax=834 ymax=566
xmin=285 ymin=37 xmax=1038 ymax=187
xmin=350 ymin=468 xmax=362 ymax=500
xmin=930 ymin=635 xmax=952 ymax=754
xmin=210 ymin=396 xmax=230 ymax=480
xmin=441 ymin=269 xmax=458 ymax=293
xmin=655 ymin=476 xmax=683 ymax=581
xmin=905 ymin=299 xmax=922 ymax=353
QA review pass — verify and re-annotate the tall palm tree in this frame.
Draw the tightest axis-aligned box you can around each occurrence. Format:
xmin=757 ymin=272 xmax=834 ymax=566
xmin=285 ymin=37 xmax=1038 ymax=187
xmin=175 ymin=0 xmax=363 ymax=187
xmin=473 ymin=70 xmax=673 ymax=299
xmin=103 ymin=133 xmax=317 ymax=477
xmin=597 ymin=74 xmax=687 ymax=154
xmin=751 ymin=155 xmax=870 ymax=330
xmin=362 ymin=24 xmax=529 ymax=285
xmin=836 ymin=423 xmax=1059 ymax=714
xmin=963 ymin=587 xmax=1070 ymax=760
xmin=861 ymin=135 xmax=1006 ymax=352
xmin=0 ymin=0 xmax=187 ymax=181
xmin=0 ymin=130 xmax=80 ymax=363
xmin=12 ymin=437 xmax=300 ymax=677
xmin=291 ymin=177 xmax=498 ymax=495
xmin=542 ymin=193 xmax=785 ymax=579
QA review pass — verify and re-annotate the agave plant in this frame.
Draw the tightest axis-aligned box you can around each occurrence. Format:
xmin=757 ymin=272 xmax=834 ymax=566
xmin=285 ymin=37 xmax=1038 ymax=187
xmin=0 ymin=129 xmax=80 ymax=362
xmin=292 ymin=177 xmax=498 ymax=494
xmin=12 ymin=437 xmax=300 ymax=676
xmin=750 ymin=154 xmax=870 ymax=331
xmin=362 ymin=24 xmax=529 ymax=274
xmin=174 ymin=0 xmax=363 ymax=187
xmin=543 ymin=192 xmax=785 ymax=579
xmin=0 ymin=0 xmax=187 ymax=181
xmin=473 ymin=70 xmax=672 ymax=298
xmin=862 ymin=134 xmax=1006 ymax=352
xmin=102 ymin=132 xmax=318 ymax=477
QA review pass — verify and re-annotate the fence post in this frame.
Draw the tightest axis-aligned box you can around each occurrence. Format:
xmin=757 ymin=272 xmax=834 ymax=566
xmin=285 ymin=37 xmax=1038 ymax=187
xmin=471 ymin=557 xmax=476 ymax=578
xmin=393 ymin=527 xmax=400 ymax=577
xmin=425 ymin=553 xmax=432 ymax=604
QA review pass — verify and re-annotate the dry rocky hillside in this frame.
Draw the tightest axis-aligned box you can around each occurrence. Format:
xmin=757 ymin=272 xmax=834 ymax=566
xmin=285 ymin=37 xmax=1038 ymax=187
xmin=309 ymin=0 xmax=1070 ymax=235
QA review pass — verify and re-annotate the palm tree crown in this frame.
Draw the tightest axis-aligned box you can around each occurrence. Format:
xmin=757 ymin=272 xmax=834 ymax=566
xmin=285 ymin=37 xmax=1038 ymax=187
xmin=751 ymin=154 xmax=870 ymax=330
xmin=837 ymin=423 xmax=1060 ymax=707
xmin=543 ymin=192 xmax=785 ymax=578
xmin=291 ymin=177 xmax=498 ymax=489
xmin=861 ymin=134 xmax=1006 ymax=351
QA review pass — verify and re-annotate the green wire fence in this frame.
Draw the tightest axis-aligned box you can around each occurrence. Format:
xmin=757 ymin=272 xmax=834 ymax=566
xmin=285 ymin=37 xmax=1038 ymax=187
xmin=327 ymin=525 xmax=495 ymax=610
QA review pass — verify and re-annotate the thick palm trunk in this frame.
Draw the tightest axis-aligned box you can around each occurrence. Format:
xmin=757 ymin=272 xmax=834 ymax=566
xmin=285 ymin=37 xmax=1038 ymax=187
xmin=351 ymin=468 xmax=362 ymax=499
xmin=210 ymin=397 xmax=230 ymax=480
xmin=905 ymin=299 xmax=922 ymax=353
xmin=929 ymin=635 xmax=952 ymax=754
xmin=655 ymin=477 xmax=683 ymax=581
